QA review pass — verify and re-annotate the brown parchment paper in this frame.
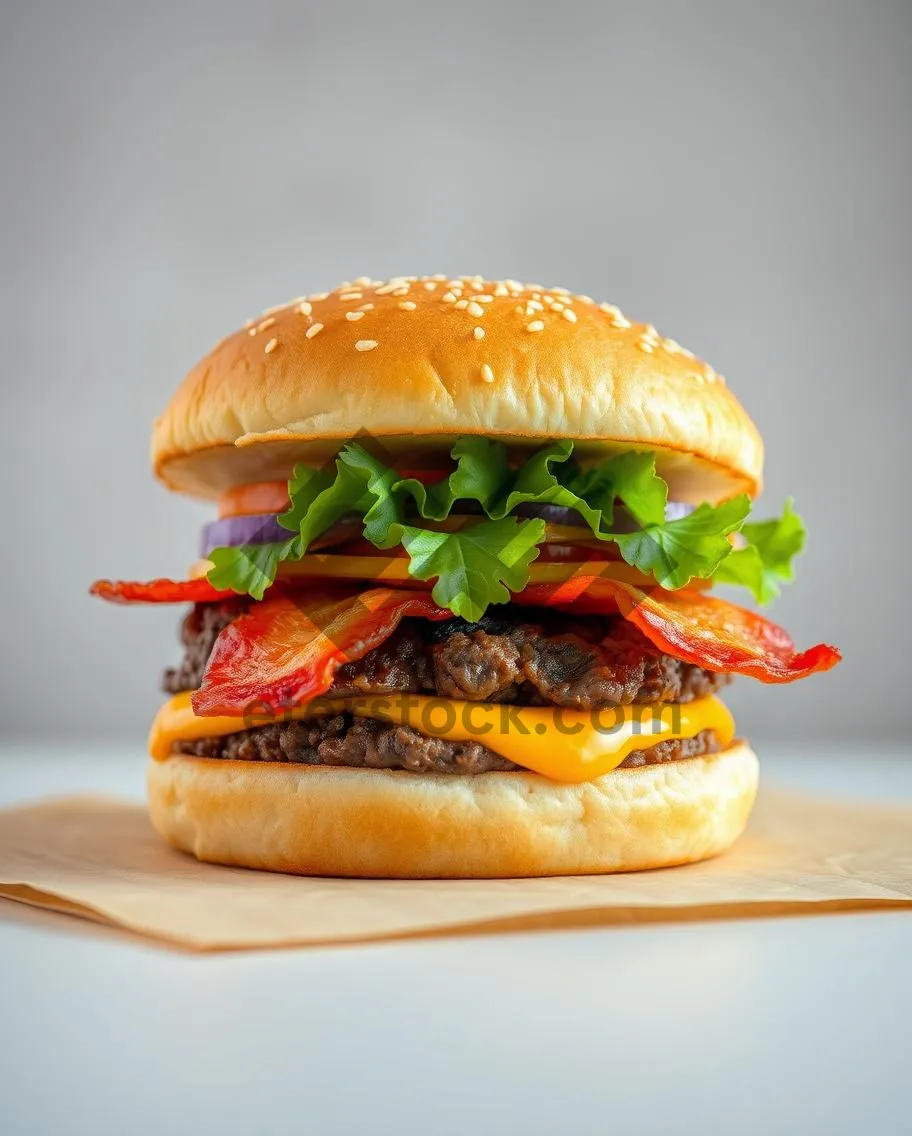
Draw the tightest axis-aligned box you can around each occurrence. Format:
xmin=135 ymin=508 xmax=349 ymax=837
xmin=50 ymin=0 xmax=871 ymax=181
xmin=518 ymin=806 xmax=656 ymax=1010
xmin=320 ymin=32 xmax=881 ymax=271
xmin=0 ymin=787 xmax=910 ymax=950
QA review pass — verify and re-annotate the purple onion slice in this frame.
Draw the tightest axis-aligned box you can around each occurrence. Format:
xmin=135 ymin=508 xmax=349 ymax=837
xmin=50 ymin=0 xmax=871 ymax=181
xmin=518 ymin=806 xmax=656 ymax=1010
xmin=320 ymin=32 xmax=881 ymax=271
xmin=200 ymin=513 xmax=362 ymax=558
xmin=201 ymin=501 xmax=695 ymax=558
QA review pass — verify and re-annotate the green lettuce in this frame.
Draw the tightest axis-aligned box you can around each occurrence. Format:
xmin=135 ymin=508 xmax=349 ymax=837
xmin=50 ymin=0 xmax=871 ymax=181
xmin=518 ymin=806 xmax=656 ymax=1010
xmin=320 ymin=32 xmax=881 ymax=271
xmin=206 ymin=436 xmax=805 ymax=616
xmin=713 ymin=498 xmax=805 ymax=603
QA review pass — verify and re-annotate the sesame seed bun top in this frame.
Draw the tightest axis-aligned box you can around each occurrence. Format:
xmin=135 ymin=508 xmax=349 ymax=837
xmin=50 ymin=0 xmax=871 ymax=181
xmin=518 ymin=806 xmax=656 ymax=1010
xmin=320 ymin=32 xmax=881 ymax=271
xmin=152 ymin=275 xmax=763 ymax=503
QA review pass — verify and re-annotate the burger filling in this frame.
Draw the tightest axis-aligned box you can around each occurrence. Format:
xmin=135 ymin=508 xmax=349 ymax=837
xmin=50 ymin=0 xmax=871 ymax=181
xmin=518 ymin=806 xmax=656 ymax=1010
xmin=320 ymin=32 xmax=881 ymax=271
xmin=163 ymin=601 xmax=731 ymax=774
xmin=93 ymin=427 xmax=841 ymax=782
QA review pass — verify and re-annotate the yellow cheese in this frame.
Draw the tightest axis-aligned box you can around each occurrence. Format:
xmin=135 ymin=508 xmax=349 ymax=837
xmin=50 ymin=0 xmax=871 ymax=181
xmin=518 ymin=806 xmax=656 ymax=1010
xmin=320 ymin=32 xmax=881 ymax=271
xmin=150 ymin=691 xmax=735 ymax=783
xmin=187 ymin=555 xmax=682 ymax=589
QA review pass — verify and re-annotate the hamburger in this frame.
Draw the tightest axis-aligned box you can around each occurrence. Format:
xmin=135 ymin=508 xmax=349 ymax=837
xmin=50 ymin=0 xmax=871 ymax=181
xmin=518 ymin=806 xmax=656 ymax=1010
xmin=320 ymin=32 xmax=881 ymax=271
xmin=92 ymin=274 xmax=840 ymax=878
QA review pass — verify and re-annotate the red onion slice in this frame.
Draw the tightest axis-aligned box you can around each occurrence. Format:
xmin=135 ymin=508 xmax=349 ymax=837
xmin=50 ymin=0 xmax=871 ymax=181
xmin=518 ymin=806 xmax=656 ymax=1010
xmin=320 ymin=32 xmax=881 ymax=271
xmin=201 ymin=502 xmax=695 ymax=557
xmin=514 ymin=501 xmax=694 ymax=529
xmin=200 ymin=513 xmax=363 ymax=558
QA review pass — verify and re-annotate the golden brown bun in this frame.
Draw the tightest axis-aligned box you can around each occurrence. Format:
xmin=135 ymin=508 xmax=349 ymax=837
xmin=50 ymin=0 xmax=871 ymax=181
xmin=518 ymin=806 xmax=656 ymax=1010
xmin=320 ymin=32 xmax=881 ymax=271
xmin=147 ymin=740 xmax=758 ymax=879
xmin=152 ymin=276 xmax=763 ymax=503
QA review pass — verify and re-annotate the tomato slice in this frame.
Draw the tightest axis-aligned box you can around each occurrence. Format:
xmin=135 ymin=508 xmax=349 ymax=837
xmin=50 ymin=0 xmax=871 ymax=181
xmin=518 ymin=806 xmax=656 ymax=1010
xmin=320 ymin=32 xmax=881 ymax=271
xmin=218 ymin=482 xmax=290 ymax=519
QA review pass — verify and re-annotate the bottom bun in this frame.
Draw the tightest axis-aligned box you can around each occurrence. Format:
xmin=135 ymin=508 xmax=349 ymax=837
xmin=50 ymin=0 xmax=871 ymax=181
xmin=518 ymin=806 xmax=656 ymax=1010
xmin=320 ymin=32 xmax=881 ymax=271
xmin=147 ymin=740 xmax=759 ymax=879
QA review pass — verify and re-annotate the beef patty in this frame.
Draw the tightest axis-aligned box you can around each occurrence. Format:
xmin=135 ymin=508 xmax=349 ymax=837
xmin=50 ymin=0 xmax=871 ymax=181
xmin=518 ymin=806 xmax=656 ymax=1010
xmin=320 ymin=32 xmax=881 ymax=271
xmin=163 ymin=602 xmax=731 ymax=775
xmin=163 ymin=602 xmax=731 ymax=709
xmin=173 ymin=718 xmax=723 ymax=774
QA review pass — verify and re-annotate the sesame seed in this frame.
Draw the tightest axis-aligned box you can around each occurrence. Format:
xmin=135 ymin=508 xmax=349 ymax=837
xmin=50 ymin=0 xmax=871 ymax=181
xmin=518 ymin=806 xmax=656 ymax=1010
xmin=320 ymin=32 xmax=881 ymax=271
xmin=340 ymin=292 xmax=362 ymax=302
xmin=493 ymin=283 xmax=509 ymax=296
xmin=455 ymin=299 xmax=469 ymax=310
xmin=358 ymin=302 xmax=374 ymax=311
xmin=305 ymin=323 xmax=324 ymax=339
xmin=574 ymin=294 xmax=594 ymax=304
xmin=399 ymin=301 xmax=417 ymax=310
xmin=526 ymin=299 xmax=544 ymax=312
xmin=431 ymin=273 xmax=447 ymax=281
xmin=476 ymin=294 xmax=494 ymax=303
xmin=346 ymin=311 xmax=365 ymax=321
xmin=598 ymin=303 xmax=633 ymax=330
xmin=552 ymin=286 xmax=570 ymax=295
xmin=447 ymin=280 xmax=464 ymax=290
xmin=480 ymin=363 xmax=495 ymax=383
xmin=562 ymin=309 xmax=577 ymax=323
xmin=423 ymin=282 xmax=437 ymax=291
xmin=473 ymin=326 xmax=485 ymax=340
xmin=309 ymin=292 xmax=328 ymax=301
xmin=442 ymin=292 xmax=457 ymax=303
xmin=261 ymin=302 xmax=288 ymax=316
xmin=248 ymin=327 xmax=257 ymax=336
xmin=526 ymin=320 xmax=545 ymax=332
xmin=264 ymin=337 xmax=278 ymax=354
xmin=257 ymin=317 xmax=276 ymax=332
xmin=297 ymin=301 xmax=313 ymax=316
xmin=374 ymin=283 xmax=399 ymax=295
xmin=355 ymin=339 xmax=378 ymax=351
xmin=353 ymin=276 xmax=372 ymax=286
xmin=391 ymin=287 xmax=409 ymax=296
xmin=551 ymin=302 xmax=564 ymax=312
xmin=467 ymin=301 xmax=484 ymax=318
xmin=637 ymin=338 xmax=655 ymax=353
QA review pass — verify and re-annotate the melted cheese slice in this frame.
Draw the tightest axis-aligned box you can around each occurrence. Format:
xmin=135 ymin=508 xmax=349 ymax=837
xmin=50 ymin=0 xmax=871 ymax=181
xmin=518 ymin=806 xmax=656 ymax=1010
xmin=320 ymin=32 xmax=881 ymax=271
xmin=150 ymin=692 xmax=735 ymax=783
xmin=186 ymin=555 xmax=663 ymax=588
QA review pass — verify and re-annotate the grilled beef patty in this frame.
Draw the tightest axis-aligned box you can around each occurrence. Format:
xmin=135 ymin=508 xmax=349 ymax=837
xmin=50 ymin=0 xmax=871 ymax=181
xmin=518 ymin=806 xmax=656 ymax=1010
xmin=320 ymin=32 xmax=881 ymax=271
xmin=173 ymin=719 xmax=722 ymax=774
xmin=163 ymin=603 xmax=730 ymax=709
xmin=164 ymin=603 xmax=731 ymax=774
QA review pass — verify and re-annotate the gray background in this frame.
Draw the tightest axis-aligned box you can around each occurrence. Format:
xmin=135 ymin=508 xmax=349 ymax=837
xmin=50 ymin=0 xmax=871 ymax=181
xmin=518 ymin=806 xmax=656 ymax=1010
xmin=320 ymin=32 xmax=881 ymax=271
xmin=1 ymin=0 xmax=909 ymax=745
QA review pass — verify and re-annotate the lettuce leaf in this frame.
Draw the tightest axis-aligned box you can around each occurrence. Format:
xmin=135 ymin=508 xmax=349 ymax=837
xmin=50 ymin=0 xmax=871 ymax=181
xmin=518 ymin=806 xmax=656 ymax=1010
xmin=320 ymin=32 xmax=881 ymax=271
xmin=714 ymin=498 xmax=805 ymax=603
xmin=613 ymin=495 xmax=751 ymax=590
xmin=207 ymin=537 xmax=301 ymax=601
xmin=395 ymin=516 xmax=546 ymax=622
xmin=206 ymin=436 xmax=806 ymax=615
xmin=564 ymin=451 xmax=668 ymax=526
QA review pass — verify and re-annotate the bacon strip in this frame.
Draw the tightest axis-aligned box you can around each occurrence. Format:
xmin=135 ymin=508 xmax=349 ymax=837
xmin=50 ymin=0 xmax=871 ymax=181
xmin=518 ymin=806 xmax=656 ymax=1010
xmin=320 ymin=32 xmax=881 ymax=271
xmin=94 ymin=568 xmax=839 ymax=706
xmin=517 ymin=577 xmax=841 ymax=683
xmin=90 ymin=576 xmax=237 ymax=604
xmin=192 ymin=588 xmax=452 ymax=717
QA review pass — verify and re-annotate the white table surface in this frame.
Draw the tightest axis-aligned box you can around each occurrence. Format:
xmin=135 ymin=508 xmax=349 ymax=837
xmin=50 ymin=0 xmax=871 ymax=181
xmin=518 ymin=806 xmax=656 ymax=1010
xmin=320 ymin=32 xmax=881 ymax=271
xmin=2 ymin=742 xmax=911 ymax=1136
